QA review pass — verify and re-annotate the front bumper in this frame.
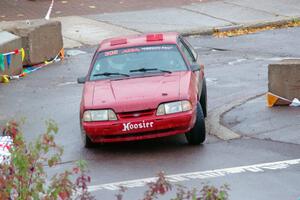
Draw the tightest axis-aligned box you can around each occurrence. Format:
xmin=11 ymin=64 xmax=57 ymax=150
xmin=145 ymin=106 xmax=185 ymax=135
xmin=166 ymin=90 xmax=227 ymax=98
xmin=82 ymin=109 xmax=196 ymax=143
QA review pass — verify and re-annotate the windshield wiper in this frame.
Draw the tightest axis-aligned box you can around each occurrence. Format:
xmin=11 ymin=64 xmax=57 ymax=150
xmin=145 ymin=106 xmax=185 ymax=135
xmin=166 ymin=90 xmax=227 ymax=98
xmin=129 ymin=67 xmax=172 ymax=74
xmin=93 ymin=72 xmax=130 ymax=77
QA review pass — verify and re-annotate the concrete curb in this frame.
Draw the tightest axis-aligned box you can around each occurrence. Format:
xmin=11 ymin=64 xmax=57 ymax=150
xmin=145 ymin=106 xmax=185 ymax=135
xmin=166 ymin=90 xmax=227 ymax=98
xmin=207 ymin=93 xmax=266 ymax=140
xmin=181 ymin=17 xmax=300 ymax=37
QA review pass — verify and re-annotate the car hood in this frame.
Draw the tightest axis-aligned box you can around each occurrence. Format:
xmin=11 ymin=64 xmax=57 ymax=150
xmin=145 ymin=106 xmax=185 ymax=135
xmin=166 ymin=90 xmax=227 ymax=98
xmin=83 ymin=71 xmax=192 ymax=112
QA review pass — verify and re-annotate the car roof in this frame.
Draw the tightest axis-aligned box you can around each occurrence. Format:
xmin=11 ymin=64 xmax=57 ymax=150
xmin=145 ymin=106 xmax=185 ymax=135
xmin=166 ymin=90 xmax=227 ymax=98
xmin=97 ymin=32 xmax=180 ymax=52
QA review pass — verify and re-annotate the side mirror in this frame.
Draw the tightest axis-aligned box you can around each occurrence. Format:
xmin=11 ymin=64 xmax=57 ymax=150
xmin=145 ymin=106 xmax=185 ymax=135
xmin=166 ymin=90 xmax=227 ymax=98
xmin=191 ymin=64 xmax=200 ymax=72
xmin=77 ymin=76 xmax=86 ymax=84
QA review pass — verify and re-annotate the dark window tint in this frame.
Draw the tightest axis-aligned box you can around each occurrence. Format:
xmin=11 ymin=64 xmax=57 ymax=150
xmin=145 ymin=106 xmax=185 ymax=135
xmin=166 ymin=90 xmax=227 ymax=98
xmin=90 ymin=45 xmax=187 ymax=80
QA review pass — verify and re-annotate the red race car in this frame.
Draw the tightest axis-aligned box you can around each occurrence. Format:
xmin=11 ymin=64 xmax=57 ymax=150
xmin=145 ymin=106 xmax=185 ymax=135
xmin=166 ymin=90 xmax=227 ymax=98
xmin=78 ymin=32 xmax=207 ymax=148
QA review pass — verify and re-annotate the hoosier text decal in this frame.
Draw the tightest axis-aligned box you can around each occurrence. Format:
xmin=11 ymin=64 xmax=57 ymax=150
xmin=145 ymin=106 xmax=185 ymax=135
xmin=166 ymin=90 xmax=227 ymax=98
xmin=122 ymin=121 xmax=154 ymax=132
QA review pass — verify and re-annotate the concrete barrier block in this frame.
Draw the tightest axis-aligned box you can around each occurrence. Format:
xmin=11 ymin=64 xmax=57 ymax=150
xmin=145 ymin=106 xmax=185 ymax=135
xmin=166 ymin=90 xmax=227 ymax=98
xmin=268 ymin=59 xmax=300 ymax=100
xmin=0 ymin=31 xmax=22 ymax=76
xmin=0 ymin=19 xmax=63 ymax=65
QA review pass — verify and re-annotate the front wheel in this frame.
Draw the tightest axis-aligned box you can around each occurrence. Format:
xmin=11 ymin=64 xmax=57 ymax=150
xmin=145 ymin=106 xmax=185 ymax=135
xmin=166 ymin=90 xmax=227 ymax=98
xmin=82 ymin=133 xmax=95 ymax=148
xmin=185 ymin=103 xmax=206 ymax=145
xmin=81 ymin=125 xmax=95 ymax=148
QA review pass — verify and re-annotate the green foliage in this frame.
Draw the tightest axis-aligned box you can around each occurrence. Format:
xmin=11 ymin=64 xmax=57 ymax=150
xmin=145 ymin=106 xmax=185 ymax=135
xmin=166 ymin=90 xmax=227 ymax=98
xmin=117 ymin=172 xmax=230 ymax=200
xmin=0 ymin=120 xmax=94 ymax=200
xmin=199 ymin=184 xmax=229 ymax=200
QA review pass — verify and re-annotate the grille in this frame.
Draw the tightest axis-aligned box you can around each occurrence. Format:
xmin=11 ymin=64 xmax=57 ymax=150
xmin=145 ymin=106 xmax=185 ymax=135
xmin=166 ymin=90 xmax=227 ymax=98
xmin=118 ymin=109 xmax=155 ymax=119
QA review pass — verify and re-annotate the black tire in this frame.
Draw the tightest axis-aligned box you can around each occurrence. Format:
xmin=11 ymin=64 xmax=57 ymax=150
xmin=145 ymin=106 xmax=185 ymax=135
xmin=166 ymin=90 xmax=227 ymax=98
xmin=81 ymin=124 xmax=95 ymax=148
xmin=185 ymin=103 xmax=206 ymax=145
xmin=83 ymin=133 xmax=95 ymax=148
xmin=200 ymin=78 xmax=207 ymax=118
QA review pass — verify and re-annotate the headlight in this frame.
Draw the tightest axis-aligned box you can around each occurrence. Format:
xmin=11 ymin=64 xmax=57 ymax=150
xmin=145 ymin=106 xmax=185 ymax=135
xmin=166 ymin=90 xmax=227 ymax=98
xmin=83 ymin=109 xmax=117 ymax=122
xmin=156 ymin=100 xmax=192 ymax=116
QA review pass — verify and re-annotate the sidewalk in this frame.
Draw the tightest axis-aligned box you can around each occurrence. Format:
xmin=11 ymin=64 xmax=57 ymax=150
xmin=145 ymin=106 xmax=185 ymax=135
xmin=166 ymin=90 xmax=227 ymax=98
xmin=1 ymin=0 xmax=300 ymax=48
xmin=0 ymin=0 xmax=202 ymax=21
xmin=53 ymin=0 xmax=300 ymax=48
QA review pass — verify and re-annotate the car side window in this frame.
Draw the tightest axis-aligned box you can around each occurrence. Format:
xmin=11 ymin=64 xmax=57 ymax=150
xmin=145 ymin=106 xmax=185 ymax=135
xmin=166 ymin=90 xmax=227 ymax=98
xmin=178 ymin=40 xmax=195 ymax=64
xmin=183 ymin=39 xmax=198 ymax=61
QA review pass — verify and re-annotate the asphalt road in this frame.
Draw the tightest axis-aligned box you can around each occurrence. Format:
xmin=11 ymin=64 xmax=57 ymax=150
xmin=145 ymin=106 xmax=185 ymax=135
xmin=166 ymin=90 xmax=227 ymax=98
xmin=1 ymin=27 xmax=300 ymax=199
xmin=223 ymin=95 xmax=300 ymax=145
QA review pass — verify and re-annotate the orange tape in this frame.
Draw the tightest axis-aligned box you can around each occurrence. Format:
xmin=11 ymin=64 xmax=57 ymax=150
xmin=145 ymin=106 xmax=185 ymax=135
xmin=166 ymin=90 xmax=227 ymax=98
xmin=59 ymin=48 xmax=65 ymax=59
xmin=267 ymin=93 xmax=278 ymax=107
xmin=267 ymin=92 xmax=291 ymax=107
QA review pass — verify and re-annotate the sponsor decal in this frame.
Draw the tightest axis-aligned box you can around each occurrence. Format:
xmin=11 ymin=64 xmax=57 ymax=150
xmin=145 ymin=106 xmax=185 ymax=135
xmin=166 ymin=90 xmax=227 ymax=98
xmin=102 ymin=45 xmax=175 ymax=58
xmin=104 ymin=50 xmax=118 ymax=57
xmin=121 ymin=48 xmax=141 ymax=54
xmin=140 ymin=46 xmax=174 ymax=51
xmin=122 ymin=121 xmax=154 ymax=132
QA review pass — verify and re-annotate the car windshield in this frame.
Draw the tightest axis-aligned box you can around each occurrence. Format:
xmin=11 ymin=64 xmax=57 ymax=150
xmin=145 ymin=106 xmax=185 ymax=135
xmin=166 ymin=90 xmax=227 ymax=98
xmin=90 ymin=44 xmax=187 ymax=81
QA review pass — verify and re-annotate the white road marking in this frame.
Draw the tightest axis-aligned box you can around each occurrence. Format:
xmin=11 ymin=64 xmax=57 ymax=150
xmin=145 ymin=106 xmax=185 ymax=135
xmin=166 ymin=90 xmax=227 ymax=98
xmin=45 ymin=0 xmax=54 ymax=20
xmin=254 ymin=57 xmax=298 ymax=61
xmin=205 ymin=77 xmax=218 ymax=85
xmin=57 ymin=81 xmax=77 ymax=86
xmin=228 ymin=58 xmax=247 ymax=65
xmin=66 ymin=49 xmax=87 ymax=57
xmin=88 ymin=158 xmax=300 ymax=192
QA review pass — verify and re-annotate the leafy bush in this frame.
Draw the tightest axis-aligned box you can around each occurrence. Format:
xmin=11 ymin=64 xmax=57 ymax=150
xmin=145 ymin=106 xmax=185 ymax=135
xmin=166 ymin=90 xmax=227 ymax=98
xmin=0 ymin=120 xmax=94 ymax=200
xmin=116 ymin=172 xmax=229 ymax=200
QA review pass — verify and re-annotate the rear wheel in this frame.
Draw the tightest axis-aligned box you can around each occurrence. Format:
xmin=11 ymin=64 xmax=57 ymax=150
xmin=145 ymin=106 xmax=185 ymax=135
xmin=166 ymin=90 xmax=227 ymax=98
xmin=185 ymin=103 xmax=206 ymax=145
xmin=200 ymin=78 xmax=207 ymax=118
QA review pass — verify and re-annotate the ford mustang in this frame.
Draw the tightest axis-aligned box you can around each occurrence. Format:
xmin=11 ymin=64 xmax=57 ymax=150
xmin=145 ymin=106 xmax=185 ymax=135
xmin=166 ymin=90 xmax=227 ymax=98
xmin=78 ymin=32 xmax=207 ymax=147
